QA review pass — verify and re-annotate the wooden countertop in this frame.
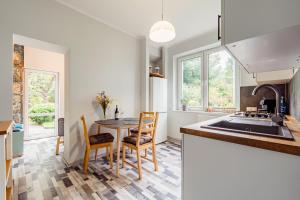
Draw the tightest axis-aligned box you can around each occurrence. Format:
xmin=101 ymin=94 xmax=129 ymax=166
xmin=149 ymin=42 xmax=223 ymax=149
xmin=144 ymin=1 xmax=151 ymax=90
xmin=0 ymin=121 xmax=13 ymax=135
xmin=180 ymin=116 xmax=300 ymax=156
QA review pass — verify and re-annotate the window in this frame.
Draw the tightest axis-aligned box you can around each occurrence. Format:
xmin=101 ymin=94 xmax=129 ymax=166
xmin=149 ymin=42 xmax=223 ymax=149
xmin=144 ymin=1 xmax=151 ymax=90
xmin=208 ymin=50 xmax=235 ymax=108
xmin=178 ymin=55 xmax=202 ymax=109
xmin=177 ymin=47 xmax=238 ymax=111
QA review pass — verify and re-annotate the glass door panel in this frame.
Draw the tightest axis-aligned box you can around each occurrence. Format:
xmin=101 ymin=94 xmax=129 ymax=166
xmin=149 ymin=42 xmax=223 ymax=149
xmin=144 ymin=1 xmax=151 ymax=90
xmin=24 ymin=69 xmax=58 ymax=140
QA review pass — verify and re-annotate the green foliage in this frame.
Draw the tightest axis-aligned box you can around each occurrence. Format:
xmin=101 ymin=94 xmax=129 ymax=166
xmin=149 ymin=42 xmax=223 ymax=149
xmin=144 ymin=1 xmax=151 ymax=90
xmin=28 ymin=72 xmax=56 ymax=111
xmin=182 ymin=57 xmax=202 ymax=107
xmin=29 ymin=103 xmax=55 ymax=125
xmin=42 ymin=121 xmax=55 ymax=128
xmin=208 ymin=51 xmax=234 ymax=108
xmin=181 ymin=50 xmax=235 ymax=109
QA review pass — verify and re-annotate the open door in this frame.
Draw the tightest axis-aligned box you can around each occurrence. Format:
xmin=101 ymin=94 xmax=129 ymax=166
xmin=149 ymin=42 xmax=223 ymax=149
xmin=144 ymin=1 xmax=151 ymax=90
xmin=24 ymin=69 xmax=59 ymax=140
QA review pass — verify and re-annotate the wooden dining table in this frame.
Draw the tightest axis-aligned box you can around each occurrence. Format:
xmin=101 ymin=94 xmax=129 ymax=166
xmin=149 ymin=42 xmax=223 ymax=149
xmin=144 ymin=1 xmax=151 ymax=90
xmin=94 ymin=118 xmax=139 ymax=177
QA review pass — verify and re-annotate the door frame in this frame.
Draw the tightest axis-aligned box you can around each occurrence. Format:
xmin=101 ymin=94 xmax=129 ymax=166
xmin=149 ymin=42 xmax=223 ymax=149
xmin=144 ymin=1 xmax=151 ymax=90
xmin=23 ymin=68 xmax=59 ymax=140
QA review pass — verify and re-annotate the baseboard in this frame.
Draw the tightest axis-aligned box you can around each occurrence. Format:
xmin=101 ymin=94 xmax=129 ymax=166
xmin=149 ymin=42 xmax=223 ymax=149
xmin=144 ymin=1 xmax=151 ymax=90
xmin=167 ymin=136 xmax=182 ymax=146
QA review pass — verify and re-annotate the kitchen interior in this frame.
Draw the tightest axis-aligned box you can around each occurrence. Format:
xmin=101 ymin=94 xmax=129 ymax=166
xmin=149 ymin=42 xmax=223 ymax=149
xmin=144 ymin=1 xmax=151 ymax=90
xmin=1 ymin=0 xmax=300 ymax=200
xmin=180 ymin=1 xmax=300 ymax=200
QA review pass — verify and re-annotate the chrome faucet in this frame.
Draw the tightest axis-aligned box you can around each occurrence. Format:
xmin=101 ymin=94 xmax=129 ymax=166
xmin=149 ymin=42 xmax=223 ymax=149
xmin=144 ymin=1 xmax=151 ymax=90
xmin=252 ymin=84 xmax=283 ymax=124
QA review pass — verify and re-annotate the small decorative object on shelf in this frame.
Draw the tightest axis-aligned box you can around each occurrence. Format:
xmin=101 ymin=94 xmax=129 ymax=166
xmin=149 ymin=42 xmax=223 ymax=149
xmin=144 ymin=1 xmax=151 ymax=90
xmin=154 ymin=66 xmax=160 ymax=74
xmin=150 ymin=72 xmax=164 ymax=78
xmin=96 ymin=91 xmax=112 ymax=119
xmin=181 ymin=98 xmax=188 ymax=111
xmin=149 ymin=66 xmax=153 ymax=74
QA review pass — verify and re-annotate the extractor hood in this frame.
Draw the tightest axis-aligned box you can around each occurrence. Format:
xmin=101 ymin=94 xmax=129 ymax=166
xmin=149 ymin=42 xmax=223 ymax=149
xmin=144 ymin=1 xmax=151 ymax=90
xmin=226 ymin=24 xmax=300 ymax=73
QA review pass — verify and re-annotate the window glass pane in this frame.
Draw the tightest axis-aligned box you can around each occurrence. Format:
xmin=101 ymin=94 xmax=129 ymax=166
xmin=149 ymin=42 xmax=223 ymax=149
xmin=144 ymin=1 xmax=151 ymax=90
xmin=181 ymin=56 xmax=202 ymax=107
xmin=208 ymin=50 xmax=235 ymax=108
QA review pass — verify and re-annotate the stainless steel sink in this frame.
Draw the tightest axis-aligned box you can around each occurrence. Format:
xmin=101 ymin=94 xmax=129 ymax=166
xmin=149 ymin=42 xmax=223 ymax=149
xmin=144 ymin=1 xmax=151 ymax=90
xmin=201 ymin=118 xmax=294 ymax=140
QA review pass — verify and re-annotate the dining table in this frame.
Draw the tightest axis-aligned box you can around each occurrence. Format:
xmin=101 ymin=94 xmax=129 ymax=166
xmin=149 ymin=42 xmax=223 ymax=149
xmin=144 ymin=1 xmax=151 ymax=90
xmin=94 ymin=118 xmax=139 ymax=177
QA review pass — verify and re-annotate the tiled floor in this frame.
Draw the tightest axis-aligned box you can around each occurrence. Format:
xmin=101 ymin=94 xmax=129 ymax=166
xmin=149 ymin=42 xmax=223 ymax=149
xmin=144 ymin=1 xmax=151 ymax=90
xmin=12 ymin=137 xmax=181 ymax=200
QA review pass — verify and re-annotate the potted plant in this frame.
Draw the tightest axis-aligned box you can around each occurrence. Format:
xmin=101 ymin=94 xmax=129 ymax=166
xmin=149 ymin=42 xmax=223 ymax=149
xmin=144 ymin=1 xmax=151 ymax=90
xmin=181 ymin=98 xmax=189 ymax=111
xmin=96 ymin=91 xmax=112 ymax=119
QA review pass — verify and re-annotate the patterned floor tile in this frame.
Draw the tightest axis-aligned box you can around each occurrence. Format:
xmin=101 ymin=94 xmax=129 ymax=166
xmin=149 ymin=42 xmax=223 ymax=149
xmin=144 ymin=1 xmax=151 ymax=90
xmin=13 ymin=137 xmax=181 ymax=200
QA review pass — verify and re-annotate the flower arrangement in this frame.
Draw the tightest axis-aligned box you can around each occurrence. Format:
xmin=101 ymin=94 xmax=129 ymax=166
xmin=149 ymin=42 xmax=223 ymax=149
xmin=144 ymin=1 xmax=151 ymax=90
xmin=96 ymin=91 xmax=112 ymax=119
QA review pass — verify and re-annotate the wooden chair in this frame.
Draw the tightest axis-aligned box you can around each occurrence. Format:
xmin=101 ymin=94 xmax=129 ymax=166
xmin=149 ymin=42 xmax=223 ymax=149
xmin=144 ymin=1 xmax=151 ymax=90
xmin=81 ymin=115 xmax=114 ymax=174
xmin=56 ymin=118 xmax=64 ymax=155
xmin=122 ymin=112 xmax=159 ymax=180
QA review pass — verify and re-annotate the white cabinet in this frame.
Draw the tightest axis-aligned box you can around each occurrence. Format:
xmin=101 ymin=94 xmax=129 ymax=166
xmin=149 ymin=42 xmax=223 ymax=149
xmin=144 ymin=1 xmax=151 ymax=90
xmin=149 ymin=77 xmax=167 ymax=112
xmin=149 ymin=77 xmax=167 ymax=144
xmin=0 ymin=121 xmax=13 ymax=200
xmin=155 ymin=113 xmax=167 ymax=144
xmin=221 ymin=0 xmax=300 ymax=73
xmin=221 ymin=0 xmax=300 ymax=45
xmin=256 ymin=69 xmax=296 ymax=84
xmin=240 ymin=67 xmax=297 ymax=86
xmin=183 ymin=133 xmax=300 ymax=200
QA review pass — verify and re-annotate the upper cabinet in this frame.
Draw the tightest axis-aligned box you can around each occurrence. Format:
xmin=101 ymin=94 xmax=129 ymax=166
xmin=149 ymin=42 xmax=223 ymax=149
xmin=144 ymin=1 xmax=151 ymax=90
xmin=221 ymin=0 xmax=300 ymax=45
xmin=220 ymin=0 xmax=300 ymax=73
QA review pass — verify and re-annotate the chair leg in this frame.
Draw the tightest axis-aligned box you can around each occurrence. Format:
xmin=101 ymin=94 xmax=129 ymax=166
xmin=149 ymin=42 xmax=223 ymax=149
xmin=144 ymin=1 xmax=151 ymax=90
xmin=56 ymin=137 xmax=60 ymax=155
xmin=144 ymin=148 xmax=148 ymax=158
xmin=83 ymin=148 xmax=87 ymax=170
xmin=109 ymin=143 xmax=113 ymax=169
xmin=152 ymin=143 xmax=158 ymax=171
xmin=136 ymin=148 xmax=142 ymax=180
xmin=106 ymin=147 xmax=109 ymax=160
xmin=83 ymin=148 xmax=90 ymax=174
xmin=95 ymin=149 xmax=98 ymax=161
xmin=122 ymin=144 xmax=126 ymax=168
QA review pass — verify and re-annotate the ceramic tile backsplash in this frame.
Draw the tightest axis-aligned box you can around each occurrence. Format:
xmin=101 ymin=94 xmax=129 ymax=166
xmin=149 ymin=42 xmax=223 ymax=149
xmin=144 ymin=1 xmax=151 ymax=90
xmin=240 ymin=84 xmax=288 ymax=112
xmin=289 ymin=70 xmax=300 ymax=121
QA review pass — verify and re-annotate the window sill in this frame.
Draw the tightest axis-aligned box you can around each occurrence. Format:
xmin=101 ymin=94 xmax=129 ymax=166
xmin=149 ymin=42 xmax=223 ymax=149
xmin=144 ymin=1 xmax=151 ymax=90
xmin=172 ymin=110 xmax=228 ymax=116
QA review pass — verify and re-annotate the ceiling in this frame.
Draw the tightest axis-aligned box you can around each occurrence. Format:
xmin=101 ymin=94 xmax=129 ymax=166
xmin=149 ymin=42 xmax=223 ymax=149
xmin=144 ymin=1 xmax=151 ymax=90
xmin=56 ymin=0 xmax=220 ymax=46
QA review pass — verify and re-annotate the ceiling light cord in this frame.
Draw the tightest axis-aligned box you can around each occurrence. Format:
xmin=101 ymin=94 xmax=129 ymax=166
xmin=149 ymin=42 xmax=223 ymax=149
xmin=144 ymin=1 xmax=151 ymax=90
xmin=161 ymin=0 xmax=164 ymax=20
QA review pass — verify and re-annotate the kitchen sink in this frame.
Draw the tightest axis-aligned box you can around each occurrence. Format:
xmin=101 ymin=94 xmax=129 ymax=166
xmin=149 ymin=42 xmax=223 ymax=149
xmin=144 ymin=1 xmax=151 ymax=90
xmin=201 ymin=118 xmax=294 ymax=140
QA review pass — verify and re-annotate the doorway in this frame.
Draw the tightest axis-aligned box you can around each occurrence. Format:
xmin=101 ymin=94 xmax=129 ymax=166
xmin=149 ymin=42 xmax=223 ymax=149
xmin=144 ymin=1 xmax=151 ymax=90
xmin=24 ymin=69 xmax=59 ymax=140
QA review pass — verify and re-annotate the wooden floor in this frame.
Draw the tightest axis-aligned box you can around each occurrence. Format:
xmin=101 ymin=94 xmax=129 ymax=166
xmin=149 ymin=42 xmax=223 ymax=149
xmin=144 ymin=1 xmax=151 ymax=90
xmin=12 ymin=137 xmax=181 ymax=200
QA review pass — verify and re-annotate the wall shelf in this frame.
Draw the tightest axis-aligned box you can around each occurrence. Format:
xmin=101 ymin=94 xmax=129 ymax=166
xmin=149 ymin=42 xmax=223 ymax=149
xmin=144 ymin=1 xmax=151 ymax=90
xmin=0 ymin=121 xmax=13 ymax=200
xmin=5 ymin=159 xmax=11 ymax=184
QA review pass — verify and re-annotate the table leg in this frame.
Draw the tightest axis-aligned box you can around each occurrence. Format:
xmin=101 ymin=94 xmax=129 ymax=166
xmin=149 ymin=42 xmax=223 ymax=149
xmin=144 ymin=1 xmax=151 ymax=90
xmin=97 ymin=124 xmax=101 ymax=134
xmin=116 ymin=128 xmax=121 ymax=177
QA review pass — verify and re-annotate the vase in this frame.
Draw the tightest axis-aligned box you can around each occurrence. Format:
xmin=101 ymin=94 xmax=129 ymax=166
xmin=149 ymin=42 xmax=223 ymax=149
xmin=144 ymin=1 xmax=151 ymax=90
xmin=103 ymin=110 xmax=106 ymax=120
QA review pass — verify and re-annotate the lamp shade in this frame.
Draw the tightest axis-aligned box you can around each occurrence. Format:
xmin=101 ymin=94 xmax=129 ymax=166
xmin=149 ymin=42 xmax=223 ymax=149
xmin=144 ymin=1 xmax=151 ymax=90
xmin=149 ymin=20 xmax=176 ymax=43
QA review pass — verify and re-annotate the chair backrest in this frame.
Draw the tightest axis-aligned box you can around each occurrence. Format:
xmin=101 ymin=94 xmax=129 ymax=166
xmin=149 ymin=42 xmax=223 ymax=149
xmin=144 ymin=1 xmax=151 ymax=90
xmin=136 ymin=112 xmax=159 ymax=146
xmin=80 ymin=115 xmax=90 ymax=148
xmin=58 ymin=118 xmax=64 ymax=136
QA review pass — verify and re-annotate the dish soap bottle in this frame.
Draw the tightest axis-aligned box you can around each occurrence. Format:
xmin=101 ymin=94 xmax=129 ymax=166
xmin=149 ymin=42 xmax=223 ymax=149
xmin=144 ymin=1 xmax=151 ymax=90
xmin=280 ymin=96 xmax=287 ymax=116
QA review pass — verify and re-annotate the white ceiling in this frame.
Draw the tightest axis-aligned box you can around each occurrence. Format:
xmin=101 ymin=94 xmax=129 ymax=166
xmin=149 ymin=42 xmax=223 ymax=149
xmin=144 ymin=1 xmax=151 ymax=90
xmin=56 ymin=0 xmax=220 ymax=46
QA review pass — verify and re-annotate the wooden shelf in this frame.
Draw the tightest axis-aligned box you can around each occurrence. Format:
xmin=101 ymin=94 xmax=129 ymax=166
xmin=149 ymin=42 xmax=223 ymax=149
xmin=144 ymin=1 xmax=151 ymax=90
xmin=5 ymin=159 xmax=11 ymax=184
xmin=150 ymin=72 xmax=164 ymax=78
xmin=0 ymin=121 xmax=13 ymax=135
xmin=6 ymin=187 xmax=12 ymax=200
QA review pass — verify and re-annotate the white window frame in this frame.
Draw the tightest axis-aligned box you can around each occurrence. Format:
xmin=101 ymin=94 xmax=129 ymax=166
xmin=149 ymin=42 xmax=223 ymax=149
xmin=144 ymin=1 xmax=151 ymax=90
xmin=176 ymin=46 xmax=240 ymax=112
xmin=177 ymin=52 xmax=204 ymax=111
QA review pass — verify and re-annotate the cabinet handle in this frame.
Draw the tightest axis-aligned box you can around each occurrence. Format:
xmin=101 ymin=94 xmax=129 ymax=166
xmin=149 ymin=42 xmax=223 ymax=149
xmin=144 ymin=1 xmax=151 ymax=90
xmin=218 ymin=15 xmax=221 ymax=40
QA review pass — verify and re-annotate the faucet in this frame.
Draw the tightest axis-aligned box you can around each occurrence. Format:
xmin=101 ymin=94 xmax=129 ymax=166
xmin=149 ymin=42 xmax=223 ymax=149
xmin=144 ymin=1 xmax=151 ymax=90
xmin=252 ymin=84 xmax=283 ymax=125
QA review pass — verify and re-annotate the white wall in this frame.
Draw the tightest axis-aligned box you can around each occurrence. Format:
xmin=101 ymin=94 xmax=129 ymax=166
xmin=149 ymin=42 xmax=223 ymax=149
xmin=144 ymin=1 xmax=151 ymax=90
xmin=24 ymin=46 xmax=65 ymax=117
xmin=0 ymin=0 xmax=141 ymax=164
xmin=166 ymin=30 xmax=225 ymax=139
xmin=240 ymin=66 xmax=257 ymax=87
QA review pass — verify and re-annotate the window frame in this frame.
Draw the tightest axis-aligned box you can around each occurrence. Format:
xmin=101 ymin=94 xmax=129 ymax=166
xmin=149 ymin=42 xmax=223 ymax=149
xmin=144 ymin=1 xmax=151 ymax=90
xmin=177 ymin=52 xmax=204 ymax=111
xmin=176 ymin=46 xmax=240 ymax=112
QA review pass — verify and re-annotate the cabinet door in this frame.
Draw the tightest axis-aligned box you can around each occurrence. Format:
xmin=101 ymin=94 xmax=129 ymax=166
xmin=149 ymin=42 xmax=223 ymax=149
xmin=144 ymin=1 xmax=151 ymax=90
xmin=256 ymin=69 xmax=295 ymax=84
xmin=222 ymin=0 xmax=300 ymax=44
